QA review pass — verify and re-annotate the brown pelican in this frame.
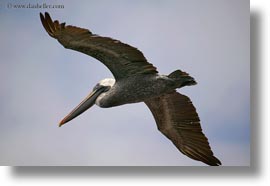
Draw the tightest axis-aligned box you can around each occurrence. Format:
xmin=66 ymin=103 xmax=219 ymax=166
xmin=40 ymin=12 xmax=221 ymax=166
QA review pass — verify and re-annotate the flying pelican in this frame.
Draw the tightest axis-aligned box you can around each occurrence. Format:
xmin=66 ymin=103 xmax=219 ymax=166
xmin=40 ymin=12 xmax=221 ymax=166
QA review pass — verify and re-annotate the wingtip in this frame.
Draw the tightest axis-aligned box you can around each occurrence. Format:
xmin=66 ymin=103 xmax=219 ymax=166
xmin=213 ymin=154 xmax=222 ymax=166
xmin=40 ymin=12 xmax=57 ymax=38
xmin=39 ymin=12 xmax=49 ymax=20
xmin=206 ymin=156 xmax=222 ymax=166
xmin=39 ymin=12 xmax=44 ymax=21
xmin=44 ymin=12 xmax=50 ymax=20
xmin=216 ymin=158 xmax=222 ymax=166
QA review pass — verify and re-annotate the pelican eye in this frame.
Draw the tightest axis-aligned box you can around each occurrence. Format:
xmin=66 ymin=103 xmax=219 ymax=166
xmin=93 ymin=83 xmax=110 ymax=92
xmin=93 ymin=83 xmax=101 ymax=91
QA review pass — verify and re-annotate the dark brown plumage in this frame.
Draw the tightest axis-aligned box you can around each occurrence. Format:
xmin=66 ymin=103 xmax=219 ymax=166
xmin=145 ymin=91 xmax=221 ymax=166
xmin=40 ymin=12 xmax=158 ymax=80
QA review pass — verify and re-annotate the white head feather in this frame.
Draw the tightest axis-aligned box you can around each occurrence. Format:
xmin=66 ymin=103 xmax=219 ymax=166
xmin=95 ymin=78 xmax=115 ymax=107
xmin=98 ymin=78 xmax=115 ymax=87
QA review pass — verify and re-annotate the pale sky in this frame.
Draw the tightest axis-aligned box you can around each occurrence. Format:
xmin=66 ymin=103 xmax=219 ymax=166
xmin=0 ymin=0 xmax=249 ymax=166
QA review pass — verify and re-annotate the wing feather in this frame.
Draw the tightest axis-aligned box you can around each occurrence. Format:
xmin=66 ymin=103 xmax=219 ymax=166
xmin=145 ymin=92 xmax=221 ymax=166
xmin=40 ymin=12 xmax=158 ymax=80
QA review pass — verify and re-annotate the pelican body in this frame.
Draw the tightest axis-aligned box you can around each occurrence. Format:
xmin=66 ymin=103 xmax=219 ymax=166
xmin=40 ymin=12 xmax=221 ymax=166
xmin=97 ymin=74 xmax=194 ymax=108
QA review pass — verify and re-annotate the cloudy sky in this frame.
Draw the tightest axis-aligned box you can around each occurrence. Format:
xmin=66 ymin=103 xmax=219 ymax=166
xmin=0 ymin=0 xmax=249 ymax=166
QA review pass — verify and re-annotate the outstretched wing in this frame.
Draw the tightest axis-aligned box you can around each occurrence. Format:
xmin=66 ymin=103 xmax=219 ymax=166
xmin=40 ymin=12 xmax=158 ymax=80
xmin=145 ymin=91 xmax=221 ymax=166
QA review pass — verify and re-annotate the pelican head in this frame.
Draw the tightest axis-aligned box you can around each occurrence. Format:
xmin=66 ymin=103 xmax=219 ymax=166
xmin=59 ymin=78 xmax=115 ymax=127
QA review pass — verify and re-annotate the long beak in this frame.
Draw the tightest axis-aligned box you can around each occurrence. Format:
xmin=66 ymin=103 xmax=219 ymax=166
xmin=59 ymin=86 xmax=107 ymax=127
